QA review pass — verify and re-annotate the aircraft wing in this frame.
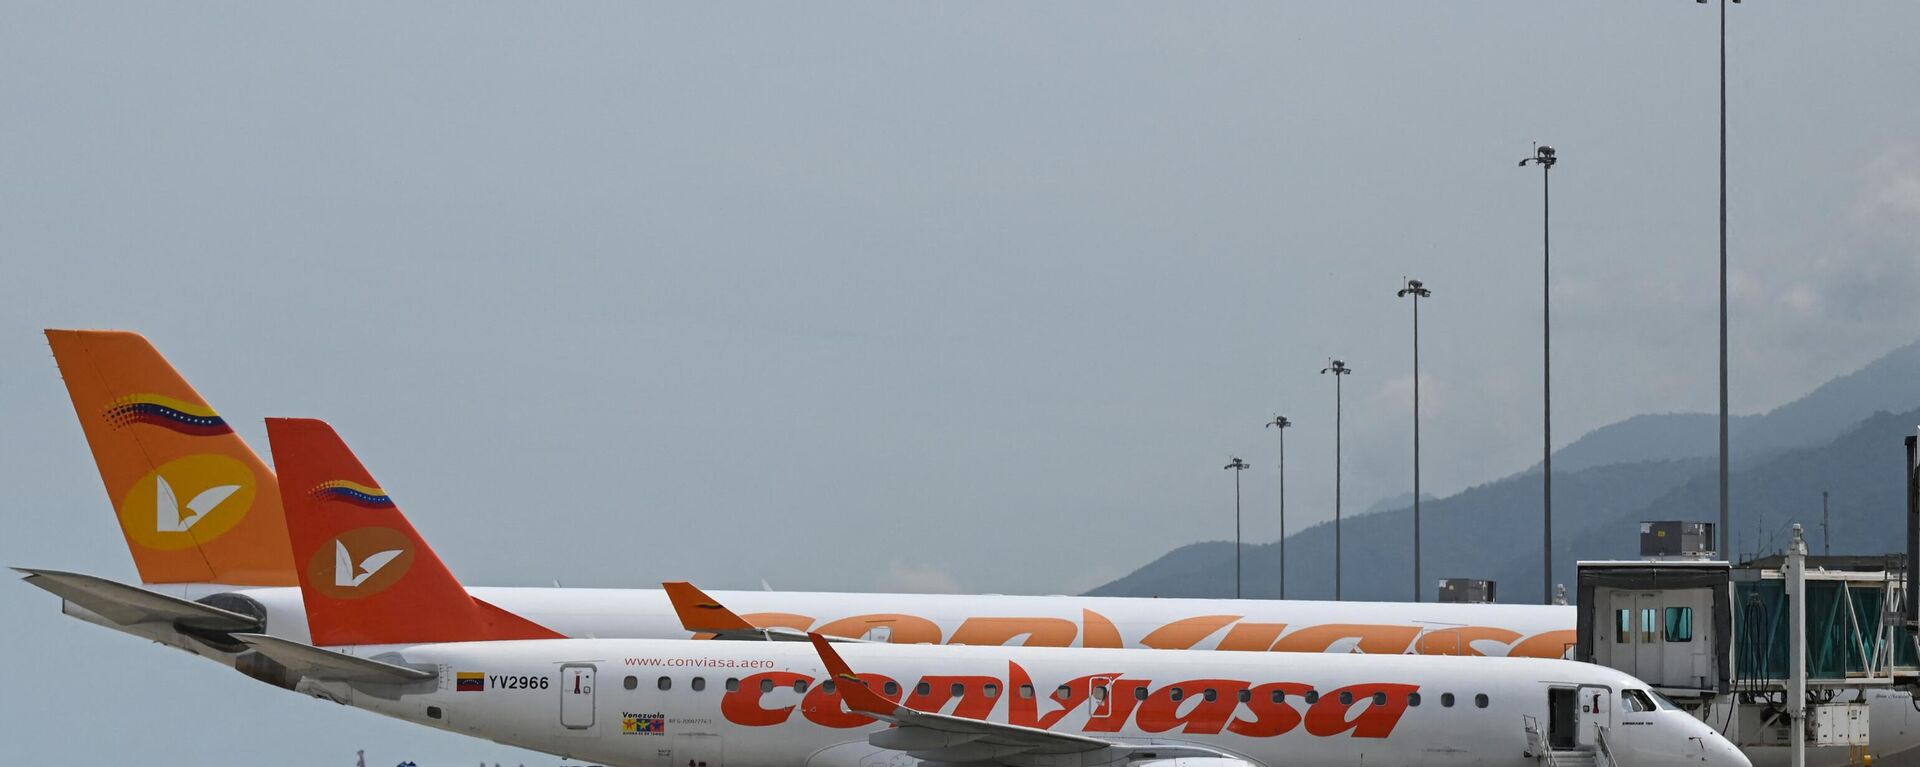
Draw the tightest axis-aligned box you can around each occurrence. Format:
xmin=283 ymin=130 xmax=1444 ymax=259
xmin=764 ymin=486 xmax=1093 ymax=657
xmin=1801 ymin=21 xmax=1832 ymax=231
xmin=663 ymin=581 xmax=862 ymax=643
xmin=13 ymin=567 xmax=258 ymax=631
xmin=231 ymin=633 xmax=435 ymax=684
xmin=807 ymin=634 xmax=1236 ymax=765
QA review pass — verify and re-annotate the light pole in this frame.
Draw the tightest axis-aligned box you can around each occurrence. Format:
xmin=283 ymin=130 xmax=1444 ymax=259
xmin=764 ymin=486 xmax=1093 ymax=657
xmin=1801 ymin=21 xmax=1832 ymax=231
xmin=1225 ymin=457 xmax=1250 ymax=599
xmin=1397 ymin=278 xmax=1431 ymax=602
xmin=1519 ymin=144 xmax=1556 ymax=605
xmin=1265 ymin=415 xmax=1292 ymax=599
xmin=1321 ymin=359 xmax=1352 ymax=600
xmin=1698 ymin=0 xmax=1740 ymax=563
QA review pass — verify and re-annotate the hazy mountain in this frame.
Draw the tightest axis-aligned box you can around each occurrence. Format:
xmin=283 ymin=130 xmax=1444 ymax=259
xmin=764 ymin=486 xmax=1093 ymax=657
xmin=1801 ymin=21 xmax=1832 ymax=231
xmin=1090 ymin=339 xmax=1920 ymax=604
xmin=1547 ymin=339 xmax=1920 ymax=474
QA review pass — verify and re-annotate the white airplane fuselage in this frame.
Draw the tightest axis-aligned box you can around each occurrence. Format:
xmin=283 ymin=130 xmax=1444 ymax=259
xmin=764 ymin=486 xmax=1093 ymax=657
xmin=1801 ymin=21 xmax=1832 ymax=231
xmin=303 ymin=638 xmax=1745 ymax=767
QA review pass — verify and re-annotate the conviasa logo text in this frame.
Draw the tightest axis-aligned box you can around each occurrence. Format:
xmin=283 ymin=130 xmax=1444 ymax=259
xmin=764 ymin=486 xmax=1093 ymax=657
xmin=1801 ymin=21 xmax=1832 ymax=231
xmin=305 ymin=527 xmax=414 ymax=599
xmin=102 ymin=393 xmax=232 ymax=436
xmin=721 ymin=664 xmax=1416 ymax=739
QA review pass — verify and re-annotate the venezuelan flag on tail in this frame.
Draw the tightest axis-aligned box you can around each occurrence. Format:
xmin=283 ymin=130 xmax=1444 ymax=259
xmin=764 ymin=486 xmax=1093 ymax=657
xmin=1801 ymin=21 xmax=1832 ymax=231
xmin=267 ymin=417 xmax=562 ymax=645
xmin=46 ymin=330 xmax=297 ymax=586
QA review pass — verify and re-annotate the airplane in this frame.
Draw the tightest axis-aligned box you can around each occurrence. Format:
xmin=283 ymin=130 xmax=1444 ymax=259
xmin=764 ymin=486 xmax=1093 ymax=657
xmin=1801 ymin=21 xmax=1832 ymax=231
xmin=21 ymin=330 xmax=1905 ymax=766
xmin=178 ymin=454 xmax=1757 ymax=767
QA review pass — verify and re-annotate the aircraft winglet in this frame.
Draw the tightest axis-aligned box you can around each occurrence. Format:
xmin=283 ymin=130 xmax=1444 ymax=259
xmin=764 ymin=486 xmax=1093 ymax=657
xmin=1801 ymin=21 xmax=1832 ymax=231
xmin=807 ymin=632 xmax=900 ymax=716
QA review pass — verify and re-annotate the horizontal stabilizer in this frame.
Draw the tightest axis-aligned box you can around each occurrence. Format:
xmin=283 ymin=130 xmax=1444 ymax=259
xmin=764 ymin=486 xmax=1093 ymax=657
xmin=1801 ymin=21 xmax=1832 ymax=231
xmin=231 ymin=633 xmax=434 ymax=684
xmin=663 ymin=581 xmax=867 ymax=642
xmin=13 ymin=567 xmax=257 ymax=631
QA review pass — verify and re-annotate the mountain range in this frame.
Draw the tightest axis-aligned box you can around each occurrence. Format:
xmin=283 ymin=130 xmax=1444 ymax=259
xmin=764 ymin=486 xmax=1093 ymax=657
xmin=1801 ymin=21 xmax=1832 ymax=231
xmin=1087 ymin=339 xmax=1920 ymax=604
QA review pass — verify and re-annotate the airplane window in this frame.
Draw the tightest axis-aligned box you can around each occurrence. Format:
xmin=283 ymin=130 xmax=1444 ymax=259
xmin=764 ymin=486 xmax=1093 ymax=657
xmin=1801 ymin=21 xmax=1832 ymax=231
xmin=1056 ymin=684 xmax=1072 ymax=701
xmin=1203 ymin=689 xmax=1218 ymax=702
xmin=823 ymin=681 xmax=836 ymax=694
xmin=1665 ymin=607 xmax=1694 ymax=642
xmin=917 ymin=682 xmax=931 ymax=696
xmin=1622 ymin=689 xmax=1656 ymax=712
xmin=1373 ymin=693 xmax=1387 ymax=706
xmin=1408 ymin=692 xmax=1422 ymax=707
xmin=1475 ymin=694 xmax=1489 ymax=708
xmin=1270 ymin=690 xmax=1285 ymax=704
xmin=1615 ymin=609 xmax=1633 ymax=643
xmin=1018 ymin=684 xmax=1034 ymax=699
xmin=624 ymin=676 xmax=638 ymax=691
xmin=794 ymin=680 xmax=808 ymax=693
xmin=659 ymin=677 xmax=672 ymax=691
xmin=1339 ymin=691 xmax=1353 ymax=705
xmin=1651 ymin=691 xmax=1680 ymax=711
xmin=884 ymin=681 xmax=900 ymax=696
xmin=1092 ymin=686 xmax=1108 ymax=701
xmin=1304 ymin=691 xmax=1319 ymax=704
xmin=1441 ymin=693 xmax=1455 ymax=708
xmin=951 ymin=683 xmax=965 ymax=697
xmin=760 ymin=678 xmax=773 ymax=693
xmin=1134 ymin=687 xmax=1149 ymax=701
xmin=1170 ymin=687 xmax=1185 ymax=702
xmin=1238 ymin=689 xmax=1251 ymax=703
xmin=984 ymin=684 xmax=1000 ymax=699
xmin=726 ymin=678 xmax=739 ymax=692
xmin=691 ymin=677 xmax=706 ymax=692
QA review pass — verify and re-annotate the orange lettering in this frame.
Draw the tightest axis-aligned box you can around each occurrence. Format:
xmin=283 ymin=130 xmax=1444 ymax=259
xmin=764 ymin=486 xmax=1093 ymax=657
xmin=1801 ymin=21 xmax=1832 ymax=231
xmin=812 ymin=613 xmax=943 ymax=645
xmin=1084 ymin=678 xmax=1150 ymax=732
xmin=720 ymin=671 xmax=813 ymax=726
xmin=1509 ymin=630 xmax=1577 ymax=659
xmin=1415 ymin=626 xmax=1522 ymax=657
xmin=1082 ymin=609 xmax=1124 ymax=648
xmin=800 ymin=672 xmax=902 ymax=728
xmin=1271 ymin=624 xmax=1421 ymax=654
xmin=1141 ymin=615 xmax=1241 ymax=650
xmin=1217 ymin=622 xmax=1288 ymax=652
xmin=1226 ymin=682 xmax=1313 ymax=737
xmin=905 ymin=675 xmax=1000 ymax=719
xmin=950 ymin=617 xmax=1078 ymax=647
xmin=1135 ymin=679 xmax=1249 ymax=735
xmin=1304 ymin=683 xmax=1417 ymax=738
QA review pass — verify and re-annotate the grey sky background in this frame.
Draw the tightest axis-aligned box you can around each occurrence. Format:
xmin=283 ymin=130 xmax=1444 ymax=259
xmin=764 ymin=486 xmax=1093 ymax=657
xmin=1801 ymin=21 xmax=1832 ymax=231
xmin=3 ymin=3 xmax=1918 ymax=764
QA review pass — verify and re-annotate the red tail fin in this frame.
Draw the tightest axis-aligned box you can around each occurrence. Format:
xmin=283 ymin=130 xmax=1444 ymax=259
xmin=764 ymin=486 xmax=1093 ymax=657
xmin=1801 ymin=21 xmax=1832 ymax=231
xmin=265 ymin=417 xmax=561 ymax=645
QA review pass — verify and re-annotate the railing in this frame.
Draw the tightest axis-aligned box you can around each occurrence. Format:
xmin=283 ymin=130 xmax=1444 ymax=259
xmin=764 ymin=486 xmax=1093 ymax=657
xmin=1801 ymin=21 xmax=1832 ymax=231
xmin=1594 ymin=725 xmax=1618 ymax=767
xmin=1523 ymin=715 xmax=1554 ymax=766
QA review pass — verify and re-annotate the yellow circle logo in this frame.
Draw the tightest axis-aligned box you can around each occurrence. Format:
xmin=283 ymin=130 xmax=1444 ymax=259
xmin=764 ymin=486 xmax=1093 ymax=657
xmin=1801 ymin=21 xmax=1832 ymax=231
xmin=306 ymin=526 xmax=415 ymax=600
xmin=118 ymin=454 xmax=257 ymax=551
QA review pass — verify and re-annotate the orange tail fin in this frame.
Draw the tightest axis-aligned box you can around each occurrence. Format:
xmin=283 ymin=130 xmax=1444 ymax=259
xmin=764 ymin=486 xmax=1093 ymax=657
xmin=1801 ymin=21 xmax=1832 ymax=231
xmin=265 ymin=417 xmax=562 ymax=645
xmin=45 ymin=329 xmax=296 ymax=586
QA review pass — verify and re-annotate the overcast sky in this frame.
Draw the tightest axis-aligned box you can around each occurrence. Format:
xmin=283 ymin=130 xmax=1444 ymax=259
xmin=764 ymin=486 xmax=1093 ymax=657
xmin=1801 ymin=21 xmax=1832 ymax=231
xmin=3 ymin=3 xmax=1918 ymax=765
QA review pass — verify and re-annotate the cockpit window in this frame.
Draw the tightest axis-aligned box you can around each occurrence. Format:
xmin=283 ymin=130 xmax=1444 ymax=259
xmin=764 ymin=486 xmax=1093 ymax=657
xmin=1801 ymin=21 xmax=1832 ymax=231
xmin=1651 ymin=691 xmax=1681 ymax=711
xmin=1622 ymin=689 xmax=1656 ymax=712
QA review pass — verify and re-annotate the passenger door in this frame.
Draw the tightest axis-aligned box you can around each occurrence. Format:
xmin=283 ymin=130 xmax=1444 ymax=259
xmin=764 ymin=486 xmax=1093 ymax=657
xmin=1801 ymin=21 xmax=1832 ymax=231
xmin=1576 ymin=684 xmax=1612 ymax=747
xmin=561 ymin=664 xmax=597 ymax=730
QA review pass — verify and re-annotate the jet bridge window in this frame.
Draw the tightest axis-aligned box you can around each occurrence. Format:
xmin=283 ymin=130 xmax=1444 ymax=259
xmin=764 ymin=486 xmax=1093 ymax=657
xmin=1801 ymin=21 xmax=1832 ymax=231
xmin=658 ymin=676 xmax=672 ymax=691
xmin=1640 ymin=608 xmax=1658 ymax=643
xmin=1615 ymin=609 xmax=1633 ymax=643
xmin=1664 ymin=607 xmax=1694 ymax=642
xmin=1622 ymin=689 xmax=1656 ymax=712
